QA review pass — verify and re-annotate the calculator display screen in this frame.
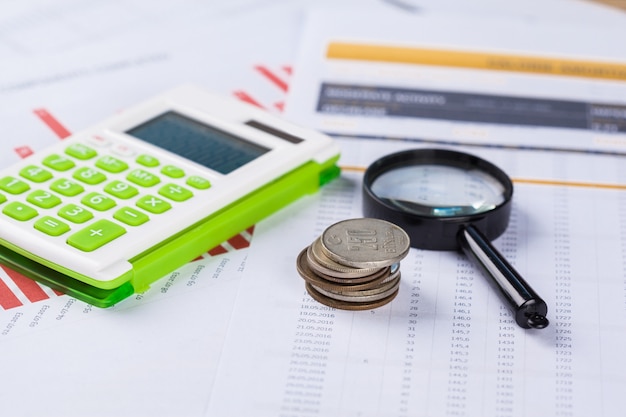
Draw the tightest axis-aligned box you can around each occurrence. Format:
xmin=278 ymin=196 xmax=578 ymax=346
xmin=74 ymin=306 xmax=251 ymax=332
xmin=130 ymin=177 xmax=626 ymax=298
xmin=126 ymin=111 xmax=270 ymax=174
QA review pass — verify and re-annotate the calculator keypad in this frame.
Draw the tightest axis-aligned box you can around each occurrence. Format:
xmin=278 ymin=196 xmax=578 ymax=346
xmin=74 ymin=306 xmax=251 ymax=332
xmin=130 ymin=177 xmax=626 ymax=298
xmin=0 ymin=138 xmax=211 ymax=253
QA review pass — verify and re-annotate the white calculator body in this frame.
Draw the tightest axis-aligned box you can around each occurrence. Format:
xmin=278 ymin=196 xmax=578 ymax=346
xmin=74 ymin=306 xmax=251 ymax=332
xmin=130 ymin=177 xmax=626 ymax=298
xmin=0 ymin=85 xmax=340 ymax=307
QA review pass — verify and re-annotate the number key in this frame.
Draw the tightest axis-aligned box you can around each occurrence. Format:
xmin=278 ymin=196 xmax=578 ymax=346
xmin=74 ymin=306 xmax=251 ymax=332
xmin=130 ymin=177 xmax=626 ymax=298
xmin=27 ymin=190 xmax=62 ymax=209
xmin=50 ymin=179 xmax=84 ymax=197
xmin=104 ymin=180 xmax=138 ymax=199
xmin=58 ymin=204 xmax=93 ymax=224
xmin=81 ymin=192 xmax=116 ymax=211
xmin=20 ymin=165 xmax=53 ymax=183
xmin=73 ymin=167 xmax=107 ymax=185
xmin=42 ymin=154 xmax=76 ymax=171
xmin=0 ymin=176 xmax=30 ymax=194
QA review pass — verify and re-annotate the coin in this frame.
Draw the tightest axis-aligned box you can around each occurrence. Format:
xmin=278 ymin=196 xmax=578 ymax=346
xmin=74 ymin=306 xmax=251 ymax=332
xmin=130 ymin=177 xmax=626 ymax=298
xmin=296 ymin=249 xmax=391 ymax=292
xmin=295 ymin=218 xmax=410 ymax=311
xmin=309 ymin=237 xmax=382 ymax=278
xmin=305 ymin=282 xmax=399 ymax=311
xmin=320 ymin=218 xmax=410 ymax=268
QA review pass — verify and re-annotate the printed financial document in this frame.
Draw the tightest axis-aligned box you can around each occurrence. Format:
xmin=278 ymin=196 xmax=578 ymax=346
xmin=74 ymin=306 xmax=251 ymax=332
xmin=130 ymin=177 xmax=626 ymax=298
xmin=206 ymin=8 xmax=626 ymax=416
xmin=206 ymin=139 xmax=626 ymax=417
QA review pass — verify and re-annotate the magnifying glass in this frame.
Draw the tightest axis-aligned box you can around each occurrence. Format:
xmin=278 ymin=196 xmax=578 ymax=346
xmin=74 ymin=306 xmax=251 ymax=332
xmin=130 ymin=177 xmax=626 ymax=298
xmin=362 ymin=148 xmax=549 ymax=329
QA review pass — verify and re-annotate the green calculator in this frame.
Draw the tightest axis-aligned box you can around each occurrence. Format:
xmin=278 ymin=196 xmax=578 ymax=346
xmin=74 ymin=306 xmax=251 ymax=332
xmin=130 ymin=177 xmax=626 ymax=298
xmin=0 ymin=85 xmax=340 ymax=307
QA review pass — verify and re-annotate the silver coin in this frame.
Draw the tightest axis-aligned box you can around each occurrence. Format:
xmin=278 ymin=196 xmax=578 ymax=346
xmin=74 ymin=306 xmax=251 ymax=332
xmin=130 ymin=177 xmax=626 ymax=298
xmin=307 ymin=242 xmax=387 ymax=284
xmin=313 ymin=272 xmax=401 ymax=301
xmin=320 ymin=218 xmax=410 ymax=268
xmin=296 ymin=248 xmax=392 ymax=293
xmin=305 ymin=282 xmax=399 ymax=311
xmin=309 ymin=237 xmax=382 ymax=277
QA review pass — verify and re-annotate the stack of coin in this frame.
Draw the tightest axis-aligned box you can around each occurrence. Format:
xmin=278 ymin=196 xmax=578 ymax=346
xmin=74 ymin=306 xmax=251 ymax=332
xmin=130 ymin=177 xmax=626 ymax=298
xmin=296 ymin=218 xmax=411 ymax=310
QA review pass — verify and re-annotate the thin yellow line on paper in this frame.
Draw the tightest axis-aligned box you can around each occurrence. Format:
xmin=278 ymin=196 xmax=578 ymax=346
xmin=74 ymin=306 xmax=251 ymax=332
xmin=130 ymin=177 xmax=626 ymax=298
xmin=340 ymin=166 xmax=626 ymax=190
xmin=326 ymin=42 xmax=626 ymax=81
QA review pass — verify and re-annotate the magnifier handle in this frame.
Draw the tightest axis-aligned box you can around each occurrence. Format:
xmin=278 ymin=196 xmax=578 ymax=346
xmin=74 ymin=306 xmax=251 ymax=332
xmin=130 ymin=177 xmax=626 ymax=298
xmin=457 ymin=225 xmax=549 ymax=329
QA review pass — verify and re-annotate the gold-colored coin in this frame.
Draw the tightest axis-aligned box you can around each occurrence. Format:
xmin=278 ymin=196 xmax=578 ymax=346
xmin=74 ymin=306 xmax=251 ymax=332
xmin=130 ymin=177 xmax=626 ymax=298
xmin=311 ymin=273 xmax=401 ymax=303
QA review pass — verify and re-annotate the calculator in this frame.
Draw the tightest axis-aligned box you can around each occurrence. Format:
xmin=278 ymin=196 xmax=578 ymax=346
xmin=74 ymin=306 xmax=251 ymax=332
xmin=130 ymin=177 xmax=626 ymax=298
xmin=0 ymin=85 xmax=341 ymax=307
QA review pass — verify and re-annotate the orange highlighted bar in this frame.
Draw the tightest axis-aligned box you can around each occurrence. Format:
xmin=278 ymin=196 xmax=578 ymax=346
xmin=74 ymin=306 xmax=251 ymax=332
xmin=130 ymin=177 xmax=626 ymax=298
xmin=326 ymin=42 xmax=626 ymax=81
xmin=339 ymin=165 xmax=626 ymax=190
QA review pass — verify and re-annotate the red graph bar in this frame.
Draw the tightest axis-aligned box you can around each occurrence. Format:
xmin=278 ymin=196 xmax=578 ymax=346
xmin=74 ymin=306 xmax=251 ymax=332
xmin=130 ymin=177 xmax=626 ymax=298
xmin=233 ymin=90 xmax=266 ymax=109
xmin=0 ymin=277 xmax=22 ymax=310
xmin=15 ymin=146 xmax=34 ymax=159
xmin=1 ymin=266 xmax=50 ymax=303
xmin=33 ymin=108 xmax=72 ymax=139
xmin=228 ymin=234 xmax=251 ymax=250
xmin=255 ymin=65 xmax=289 ymax=92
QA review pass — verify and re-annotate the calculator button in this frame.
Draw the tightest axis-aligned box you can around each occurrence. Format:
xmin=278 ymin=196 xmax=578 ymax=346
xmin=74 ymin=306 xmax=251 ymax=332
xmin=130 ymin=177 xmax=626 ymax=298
xmin=58 ymin=204 xmax=94 ymax=224
xmin=159 ymin=184 xmax=193 ymax=202
xmin=161 ymin=165 xmax=185 ymax=178
xmin=65 ymin=143 xmax=97 ymax=160
xmin=50 ymin=179 xmax=84 ymax=197
xmin=86 ymin=135 xmax=110 ymax=147
xmin=81 ymin=192 xmax=116 ymax=211
xmin=96 ymin=156 xmax=129 ymax=173
xmin=34 ymin=216 xmax=70 ymax=236
xmin=136 ymin=195 xmax=171 ymax=214
xmin=104 ymin=181 xmax=138 ymax=199
xmin=0 ymin=177 xmax=30 ymax=194
xmin=114 ymin=207 xmax=149 ymax=226
xmin=136 ymin=154 xmax=160 ymax=167
xmin=3 ymin=202 xmax=38 ymax=221
xmin=73 ymin=167 xmax=107 ymax=185
xmin=42 ymin=154 xmax=76 ymax=172
xmin=0 ymin=193 xmax=6 ymax=204
xmin=27 ymin=190 xmax=62 ymax=209
xmin=111 ymin=144 xmax=135 ymax=157
xmin=127 ymin=169 xmax=160 ymax=187
xmin=67 ymin=219 xmax=126 ymax=252
xmin=19 ymin=165 xmax=53 ymax=183
xmin=186 ymin=176 xmax=211 ymax=190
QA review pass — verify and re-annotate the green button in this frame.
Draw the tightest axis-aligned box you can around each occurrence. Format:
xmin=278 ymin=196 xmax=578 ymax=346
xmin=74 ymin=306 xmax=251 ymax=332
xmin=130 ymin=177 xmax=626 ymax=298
xmin=114 ymin=207 xmax=149 ymax=226
xmin=50 ymin=179 xmax=84 ymax=197
xmin=127 ymin=169 xmax=160 ymax=187
xmin=19 ymin=165 xmax=53 ymax=183
xmin=158 ymin=184 xmax=193 ymax=202
xmin=27 ymin=190 xmax=62 ymax=209
xmin=81 ymin=192 xmax=116 ymax=211
xmin=65 ymin=143 xmax=97 ymax=160
xmin=34 ymin=216 xmax=70 ymax=236
xmin=161 ymin=165 xmax=185 ymax=178
xmin=58 ymin=204 xmax=93 ymax=224
xmin=67 ymin=219 xmax=126 ymax=252
xmin=104 ymin=180 xmax=138 ymax=199
xmin=0 ymin=193 xmax=6 ymax=204
xmin=186 ymin=176 xmax=211 ymax=190
xmin=42 ymin=154 xmax=76 ymax=171
xmin=73 ymin=167 xmax=107 ymax=185
xmin=136 ymin=154 xmax=160 ymax=167
xmin=137 ymin=195 xmax=171 ymax=214
xmin=3 ymin=202 xmax=38 ymax=221
xmin=0 ymin=177 xmax=30 ymax=194
xmin=96 ymin=156 xmax=129 ymax=173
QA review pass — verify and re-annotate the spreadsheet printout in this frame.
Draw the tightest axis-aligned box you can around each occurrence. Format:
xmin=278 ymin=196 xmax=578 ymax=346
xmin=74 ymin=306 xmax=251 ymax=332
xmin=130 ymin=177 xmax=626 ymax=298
xmin=205 ymin=138 xmax=626 ymax=417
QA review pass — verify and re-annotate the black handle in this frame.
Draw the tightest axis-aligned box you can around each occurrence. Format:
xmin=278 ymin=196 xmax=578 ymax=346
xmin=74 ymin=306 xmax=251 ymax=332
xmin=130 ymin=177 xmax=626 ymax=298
xmin=457 ymin=225 xmax=549 ymax=329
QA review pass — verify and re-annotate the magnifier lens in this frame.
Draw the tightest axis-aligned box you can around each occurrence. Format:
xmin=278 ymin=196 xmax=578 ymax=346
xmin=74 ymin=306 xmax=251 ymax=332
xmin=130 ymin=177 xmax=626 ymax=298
xmin=370 ymin=164 xmax=507 ymax=217
xmin=363 ymin=149 xmax=549 ymax=330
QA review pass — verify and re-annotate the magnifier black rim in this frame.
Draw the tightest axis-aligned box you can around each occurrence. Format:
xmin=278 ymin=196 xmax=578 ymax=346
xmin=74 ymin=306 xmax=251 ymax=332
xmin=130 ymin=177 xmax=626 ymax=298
xmin=362 ymin=148 xmax=514 ymax=251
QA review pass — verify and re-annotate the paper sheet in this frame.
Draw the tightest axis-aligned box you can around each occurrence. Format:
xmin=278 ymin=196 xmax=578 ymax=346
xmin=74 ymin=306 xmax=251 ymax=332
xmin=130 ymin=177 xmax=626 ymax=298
xmin=205 ymin=7 xmax=626 ymax=416
xmin=284 ymin=8 xmax=626 ymax=155
xmin=206 ymin=138 xmax=626 ymax=417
